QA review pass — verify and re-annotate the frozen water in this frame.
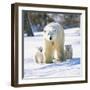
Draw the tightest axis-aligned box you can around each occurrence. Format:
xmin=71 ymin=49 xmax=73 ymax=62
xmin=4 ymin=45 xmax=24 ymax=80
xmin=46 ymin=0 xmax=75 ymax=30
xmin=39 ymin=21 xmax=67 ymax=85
xmin=24 ymin=28 xmax=81 ymax=79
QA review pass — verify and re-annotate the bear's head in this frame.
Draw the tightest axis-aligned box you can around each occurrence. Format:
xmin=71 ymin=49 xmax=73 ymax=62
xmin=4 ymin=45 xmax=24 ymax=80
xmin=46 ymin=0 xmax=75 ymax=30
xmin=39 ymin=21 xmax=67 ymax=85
xmin=43 ymin=22 xmax=62 ymax=41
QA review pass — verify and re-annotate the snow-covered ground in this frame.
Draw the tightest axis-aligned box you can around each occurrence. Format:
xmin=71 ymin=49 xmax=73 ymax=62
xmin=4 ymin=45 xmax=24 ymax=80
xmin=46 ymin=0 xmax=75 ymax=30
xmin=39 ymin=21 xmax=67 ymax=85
xmin=24 ymin=27 xmax=81 ymax=79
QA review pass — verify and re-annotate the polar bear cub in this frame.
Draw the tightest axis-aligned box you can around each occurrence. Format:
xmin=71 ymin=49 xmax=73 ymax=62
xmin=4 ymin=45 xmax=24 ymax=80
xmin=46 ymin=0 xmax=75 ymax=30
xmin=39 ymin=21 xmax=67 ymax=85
xmin=64 ymin=45 xmax=73 ymax=59
xmin=43 ymin=22 xmax=64 ymax=63
xmin=34 ymin=47 xmax=44 ymax=64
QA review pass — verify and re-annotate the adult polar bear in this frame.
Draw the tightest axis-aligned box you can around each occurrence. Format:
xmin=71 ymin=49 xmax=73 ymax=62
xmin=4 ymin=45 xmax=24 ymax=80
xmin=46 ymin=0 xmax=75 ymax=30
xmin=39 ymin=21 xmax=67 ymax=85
xmin=43 ymin=22 xmax=64 ymax=63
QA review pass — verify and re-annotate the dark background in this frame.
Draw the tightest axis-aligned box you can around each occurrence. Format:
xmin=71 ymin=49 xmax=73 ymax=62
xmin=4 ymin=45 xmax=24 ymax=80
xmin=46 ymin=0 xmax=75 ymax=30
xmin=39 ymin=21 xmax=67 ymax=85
xmin=22 ymin=11 xmax=80 ymax=36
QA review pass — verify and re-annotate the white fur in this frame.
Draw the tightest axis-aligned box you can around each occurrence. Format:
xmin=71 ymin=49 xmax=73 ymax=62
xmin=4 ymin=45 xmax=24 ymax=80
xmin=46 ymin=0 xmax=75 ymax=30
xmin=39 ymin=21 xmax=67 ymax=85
xmin=34 ymin=47 xmax=44 ymax=64
xmin=43 ymin=22 xmax=64 ymax=63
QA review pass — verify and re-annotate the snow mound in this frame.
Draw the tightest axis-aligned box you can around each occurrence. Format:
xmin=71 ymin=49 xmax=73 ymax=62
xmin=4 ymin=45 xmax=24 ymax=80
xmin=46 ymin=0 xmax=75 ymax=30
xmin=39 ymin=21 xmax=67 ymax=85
xmin=24 ymin=27 xmax=81 ymax=79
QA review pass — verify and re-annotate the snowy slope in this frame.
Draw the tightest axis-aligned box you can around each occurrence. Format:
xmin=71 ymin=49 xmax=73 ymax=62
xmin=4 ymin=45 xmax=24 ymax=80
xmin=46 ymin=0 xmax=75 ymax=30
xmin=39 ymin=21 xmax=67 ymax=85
xmin=24 ymin=27 xmax=81 ymax=79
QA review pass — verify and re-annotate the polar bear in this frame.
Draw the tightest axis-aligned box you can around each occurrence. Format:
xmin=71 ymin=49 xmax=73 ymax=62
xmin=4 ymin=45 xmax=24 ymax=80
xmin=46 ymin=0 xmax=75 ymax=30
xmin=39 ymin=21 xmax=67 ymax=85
xmin=34 ymin=47 xmax=44 ymax=64
xmin=43 ymin=22 xmax=65 ymax=63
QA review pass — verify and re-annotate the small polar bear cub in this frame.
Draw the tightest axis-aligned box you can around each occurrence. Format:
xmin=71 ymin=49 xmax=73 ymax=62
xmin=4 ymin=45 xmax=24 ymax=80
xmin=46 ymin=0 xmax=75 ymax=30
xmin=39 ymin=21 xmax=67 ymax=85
xmin=34 ymin=47 xmax=44 ymax=64
xmin=64 ymin=45 xmax=73 ymax=59
xmin=43 ymin=22 xmax=64 ymax=63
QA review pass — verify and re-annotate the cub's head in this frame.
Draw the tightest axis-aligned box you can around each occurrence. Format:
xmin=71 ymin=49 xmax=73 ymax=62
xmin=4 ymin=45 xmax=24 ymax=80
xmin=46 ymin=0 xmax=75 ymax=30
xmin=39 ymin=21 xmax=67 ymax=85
xmin=43 ymin=22 xmax=62 ymax=41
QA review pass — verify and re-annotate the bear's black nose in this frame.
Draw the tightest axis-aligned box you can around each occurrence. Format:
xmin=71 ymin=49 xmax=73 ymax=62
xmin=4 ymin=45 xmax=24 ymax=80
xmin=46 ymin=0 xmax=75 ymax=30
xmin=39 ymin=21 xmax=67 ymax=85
xmin=49 ymin=36 xmax=52 ymax=40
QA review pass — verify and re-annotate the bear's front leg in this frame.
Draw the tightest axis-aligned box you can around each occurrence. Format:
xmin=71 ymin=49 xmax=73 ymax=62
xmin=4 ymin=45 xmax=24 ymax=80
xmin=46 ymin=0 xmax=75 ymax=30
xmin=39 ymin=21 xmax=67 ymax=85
xmin=54 ymin=49 xmax=64 ymax=62
xmin=43 ymin=49 xmax=53 ymax=63
xmin=54 ymin=49 xmax=61 ymax=62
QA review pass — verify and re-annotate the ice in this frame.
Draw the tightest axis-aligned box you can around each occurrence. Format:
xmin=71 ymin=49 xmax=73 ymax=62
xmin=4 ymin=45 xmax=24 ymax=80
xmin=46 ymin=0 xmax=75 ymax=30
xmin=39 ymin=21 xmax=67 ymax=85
xmin=24 ymin=27 xmax=81 ymax=79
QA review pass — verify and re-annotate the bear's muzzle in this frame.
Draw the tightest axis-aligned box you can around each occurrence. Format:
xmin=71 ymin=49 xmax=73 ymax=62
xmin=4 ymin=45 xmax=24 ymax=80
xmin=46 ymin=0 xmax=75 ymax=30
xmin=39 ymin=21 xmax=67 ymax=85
xmin=49 ymin=36 xmax=52 ymax=40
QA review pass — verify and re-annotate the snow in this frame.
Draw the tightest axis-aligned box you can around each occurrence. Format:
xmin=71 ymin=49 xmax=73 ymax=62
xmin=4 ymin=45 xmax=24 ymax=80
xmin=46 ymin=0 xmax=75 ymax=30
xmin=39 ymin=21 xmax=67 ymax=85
xmin=24 ymin=27 xmax=81 ymax=79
